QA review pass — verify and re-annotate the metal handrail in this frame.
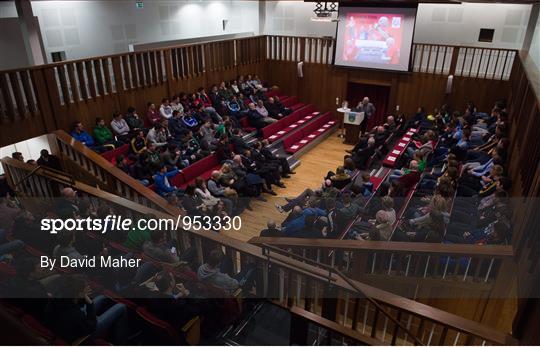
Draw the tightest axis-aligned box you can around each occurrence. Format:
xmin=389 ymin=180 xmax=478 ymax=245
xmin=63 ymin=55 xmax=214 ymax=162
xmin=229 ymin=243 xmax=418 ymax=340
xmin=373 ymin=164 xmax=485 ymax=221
xmin=261 ymin=243 xmax=425 ymax=345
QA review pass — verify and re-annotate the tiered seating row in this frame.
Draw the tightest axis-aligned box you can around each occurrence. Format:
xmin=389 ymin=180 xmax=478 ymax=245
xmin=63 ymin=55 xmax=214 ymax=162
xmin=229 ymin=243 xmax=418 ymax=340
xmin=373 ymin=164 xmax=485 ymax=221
xmin=264 ymin=106 xmax=317 ymax=141
xmin=284 ymin=112 xmax=336 ymax=154
xmin=238 ymin=104 xmax=305 ymax=133
xmin=382 ymin=128 xmax=418 ymax=167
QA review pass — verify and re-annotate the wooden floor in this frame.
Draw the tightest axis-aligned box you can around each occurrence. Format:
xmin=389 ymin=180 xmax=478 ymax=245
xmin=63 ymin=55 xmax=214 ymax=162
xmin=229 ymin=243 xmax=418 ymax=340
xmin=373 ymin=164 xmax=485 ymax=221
xmin=221 ymin=133 xmax=352 ymax=242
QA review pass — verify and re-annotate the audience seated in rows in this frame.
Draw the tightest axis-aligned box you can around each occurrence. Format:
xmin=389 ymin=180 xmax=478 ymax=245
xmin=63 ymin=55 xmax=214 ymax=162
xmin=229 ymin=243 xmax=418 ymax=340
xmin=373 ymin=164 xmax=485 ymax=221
xmin=264 ymin=99 xmax=512 ymax=247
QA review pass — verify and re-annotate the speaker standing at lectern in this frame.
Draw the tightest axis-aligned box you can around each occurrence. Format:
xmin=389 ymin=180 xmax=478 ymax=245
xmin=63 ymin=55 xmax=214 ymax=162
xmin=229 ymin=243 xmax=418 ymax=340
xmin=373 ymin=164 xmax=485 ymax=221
xmin=354 ymin=97 xmax=376 ymax=134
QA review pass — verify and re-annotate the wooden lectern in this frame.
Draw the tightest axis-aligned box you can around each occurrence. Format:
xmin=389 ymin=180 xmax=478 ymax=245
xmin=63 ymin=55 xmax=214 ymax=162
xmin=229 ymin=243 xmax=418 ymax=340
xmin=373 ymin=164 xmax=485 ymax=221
xmin=337 ymin=108 xmax=365 ymax=145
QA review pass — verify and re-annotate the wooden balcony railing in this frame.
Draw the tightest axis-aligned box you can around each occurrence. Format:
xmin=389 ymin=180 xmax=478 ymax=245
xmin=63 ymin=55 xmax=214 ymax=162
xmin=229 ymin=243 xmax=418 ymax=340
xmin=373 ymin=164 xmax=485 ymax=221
xmin=0 ymin=155 xmax=517 ymax=346
xmin=265 ymin=36 xmax=516 ymax=80
xmin=50 ymin=130 xmax=181 ymax=216
xmin=0 ymin=35 xmax=268 ymax=148
xmin=0 ymin=34 xmax=518 ymax=148
xmin=248 ymin=237 xmax=515 ymax=300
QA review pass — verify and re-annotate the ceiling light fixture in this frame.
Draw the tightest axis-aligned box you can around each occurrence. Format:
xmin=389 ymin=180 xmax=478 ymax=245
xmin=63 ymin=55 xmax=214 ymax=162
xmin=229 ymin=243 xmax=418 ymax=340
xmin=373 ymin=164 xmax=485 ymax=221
xmin=313 ymin=1 xmax=338 ymax=18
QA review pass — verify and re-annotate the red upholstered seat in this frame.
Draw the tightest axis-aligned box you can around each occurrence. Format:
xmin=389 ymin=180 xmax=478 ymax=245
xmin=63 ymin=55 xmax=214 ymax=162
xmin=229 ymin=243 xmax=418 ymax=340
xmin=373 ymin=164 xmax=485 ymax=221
xmin=101 ymin=144 xmax=129 ymax=163
xmin=279 ymin=96 xmax=291 ymax=103
xmin=300 ymin=122 xmax=317 ymax=138
xmin=181 ymin=166 xmax=198 ymax=184
xmin=282 ymin=130 xmax=303 ymax=150
xmin=289 ymin=103 xmax=305 ymax=111
xmin=262 ymin=120 xmax=285 ymax=139
xmin=169 ymin=172 xmax=185 ymax=187
xmin=282 ymin=112 xmax=300 ymax=127
xmin=240 ymin=117 xmax=256 ymax=132
xmin=178 ymin=154 xmax=220 ymax=187
xmin=284 ymin=112 xmax=335 ymax=154
xmin=282 ymin=96 xmax=297 ymax=107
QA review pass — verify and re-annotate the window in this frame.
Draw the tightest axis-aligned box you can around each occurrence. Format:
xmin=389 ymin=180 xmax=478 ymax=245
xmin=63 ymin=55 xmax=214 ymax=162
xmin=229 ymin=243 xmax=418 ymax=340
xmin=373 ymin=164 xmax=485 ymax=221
xmin=478 ymin=28 xmax=495 ymax=43
xmin=50 ymin=51 xmax=66 ymax=62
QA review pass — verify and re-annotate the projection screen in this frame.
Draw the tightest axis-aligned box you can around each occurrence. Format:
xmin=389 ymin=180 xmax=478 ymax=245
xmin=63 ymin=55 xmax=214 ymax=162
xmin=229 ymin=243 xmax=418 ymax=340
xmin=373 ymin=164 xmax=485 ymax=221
xmin=334 ymin=6 xmax=418 ymax=72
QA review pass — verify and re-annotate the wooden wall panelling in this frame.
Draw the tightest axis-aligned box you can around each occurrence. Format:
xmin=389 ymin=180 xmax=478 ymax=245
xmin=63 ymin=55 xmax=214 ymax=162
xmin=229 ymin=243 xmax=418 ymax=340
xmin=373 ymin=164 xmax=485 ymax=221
xmin=271 ymin=61 xmax=509 ymax=121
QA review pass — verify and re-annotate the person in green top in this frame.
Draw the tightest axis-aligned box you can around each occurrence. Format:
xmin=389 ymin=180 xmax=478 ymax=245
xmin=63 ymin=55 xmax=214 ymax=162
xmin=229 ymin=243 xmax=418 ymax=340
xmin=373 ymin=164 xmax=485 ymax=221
xmin=414 ymin=150 xmax=427 ymax=173
xmin=123 ymin=214 xmax=153 ymax=250
xmin=93 ymin=117 xmax=116 ymax=146
xmin=145 ymin=143 xmax=163 ymax=171
xmin=418 ymin=158 xmax=427 ymax=173
xmin=215 ymin=119 xmax=232 ymax=139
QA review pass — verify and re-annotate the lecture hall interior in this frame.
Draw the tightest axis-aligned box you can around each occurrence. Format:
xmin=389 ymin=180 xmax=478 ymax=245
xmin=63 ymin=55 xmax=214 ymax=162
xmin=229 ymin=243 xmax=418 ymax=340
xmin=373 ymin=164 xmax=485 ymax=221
xmin=0 ymin=0 xmax=539 ymax=345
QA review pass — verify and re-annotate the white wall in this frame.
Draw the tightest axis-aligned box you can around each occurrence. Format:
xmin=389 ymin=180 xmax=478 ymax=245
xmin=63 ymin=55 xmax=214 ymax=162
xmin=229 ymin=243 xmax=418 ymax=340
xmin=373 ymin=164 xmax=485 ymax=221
xmin=415 ymin=3 xmax=531 ymax=49
xmin=0 ymin=134 xmax=50 ymax=174
xmin=264 ymin=1 xmax=337 ymax=38
xmin=264 ymin=1 xmax=531 ymax=50
xmin=529 ymin=11 xmax=540 ymax=70
xmin=1 ymin=0 xmax=259 ymax=64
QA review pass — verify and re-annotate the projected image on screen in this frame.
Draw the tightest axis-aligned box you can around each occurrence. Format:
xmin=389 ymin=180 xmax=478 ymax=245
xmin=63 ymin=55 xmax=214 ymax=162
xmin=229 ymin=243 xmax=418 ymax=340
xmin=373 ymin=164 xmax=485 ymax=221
xmin=335 ymin=7 xmax=417 ymax=72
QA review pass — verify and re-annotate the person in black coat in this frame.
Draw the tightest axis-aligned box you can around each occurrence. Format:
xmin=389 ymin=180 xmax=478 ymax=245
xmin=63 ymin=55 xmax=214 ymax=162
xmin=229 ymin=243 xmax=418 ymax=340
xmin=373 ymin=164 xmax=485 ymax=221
xmin=259 ymin=140 xmax=295 ymax=176
xmin=216 ymin=135 xmax=234 ymax=163
xmin=264 ymin=97 xmax=285 ymax=119
xmin=242 ymin=150 xmax=284 ymax=191
xmin=260 ymin=220 xmax=283 ymax=237
xmin=230 ymin=128 xmax=251 ymax=154
xmin=37 ymin=149 xmax=62 ymax=171
xmin=349 ymin=137 xmax=376 ymax=169
xmin=274 ymin=96 xmax=292 ymax=116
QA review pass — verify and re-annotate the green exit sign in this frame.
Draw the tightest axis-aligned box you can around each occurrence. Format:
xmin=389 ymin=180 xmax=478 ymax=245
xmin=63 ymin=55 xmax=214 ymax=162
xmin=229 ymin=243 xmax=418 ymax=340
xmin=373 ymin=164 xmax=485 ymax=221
xmin=136 ymin=1 xmax=143 ymax=9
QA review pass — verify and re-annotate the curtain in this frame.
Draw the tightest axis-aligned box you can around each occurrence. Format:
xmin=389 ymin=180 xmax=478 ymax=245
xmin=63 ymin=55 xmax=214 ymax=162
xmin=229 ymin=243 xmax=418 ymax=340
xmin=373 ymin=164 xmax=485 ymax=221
xmin=346 ymin=82 xmax=389 ymax=130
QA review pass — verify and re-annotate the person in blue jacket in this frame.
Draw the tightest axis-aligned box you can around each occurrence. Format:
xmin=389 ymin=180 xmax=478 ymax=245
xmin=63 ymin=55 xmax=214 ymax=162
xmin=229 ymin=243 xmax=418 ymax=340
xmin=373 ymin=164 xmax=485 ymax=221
xmin=282 ymin=206 xmax=327 ymax=237
xmin=71 ymin=121 xmax=112 ymax=153
xmin=71 ymin=121 xmax=94 ymax=147
xmin=153 ymin=165 xmax=183 ymax=197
